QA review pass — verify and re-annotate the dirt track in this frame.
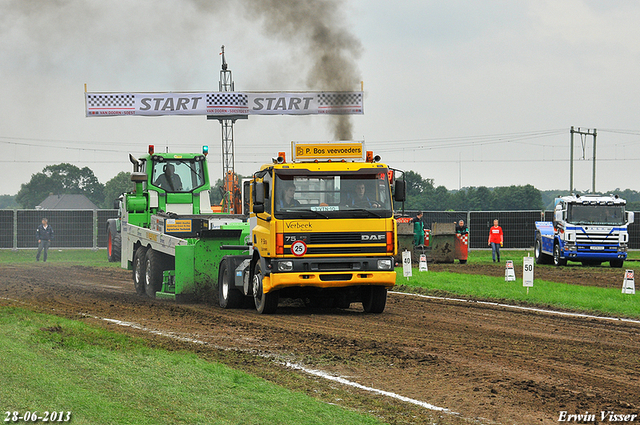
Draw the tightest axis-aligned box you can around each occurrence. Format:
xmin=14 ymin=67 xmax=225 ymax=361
xmin=2 ymin=263 xmax=640 ymax=425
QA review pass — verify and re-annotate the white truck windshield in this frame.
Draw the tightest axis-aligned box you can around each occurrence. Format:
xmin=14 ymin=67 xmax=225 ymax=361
xmin=567 ymin=204 xmax=626 ymax=225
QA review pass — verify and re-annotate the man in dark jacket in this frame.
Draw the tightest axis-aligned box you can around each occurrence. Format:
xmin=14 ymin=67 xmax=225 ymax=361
xmin=455 ymin=219 xmax=468 ymax=234
xmin=36 ymin=218 xmax=54 ymax=262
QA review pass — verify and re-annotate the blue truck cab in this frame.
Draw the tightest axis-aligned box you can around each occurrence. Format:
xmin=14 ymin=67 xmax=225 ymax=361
xmin=534 ymin=194 xmax=634 ymax=268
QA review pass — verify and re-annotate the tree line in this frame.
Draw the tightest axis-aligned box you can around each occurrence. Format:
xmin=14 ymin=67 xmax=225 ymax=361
xmin=3 ymin=163 xmax=640 ymax=211
xmin=398 ymin=170 xmax=544 ymax=211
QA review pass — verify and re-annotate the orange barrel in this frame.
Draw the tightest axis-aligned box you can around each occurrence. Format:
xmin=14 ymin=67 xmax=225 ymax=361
xmin=455 ymin=233 xmax=468 ymax=263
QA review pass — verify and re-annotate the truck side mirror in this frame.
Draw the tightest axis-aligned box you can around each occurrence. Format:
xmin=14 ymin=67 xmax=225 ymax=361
xmin=627 ymin=211 xmax=634 ymax=225
xmin=253 ymin=181 xmax=265 ymax=213
xmin=554 ymin=204 xmax=563 ymax=222
xmin=394 ymin=180 xmax=406 ymax=202
xmin=554 ymin=210 xmax=563 ymax=222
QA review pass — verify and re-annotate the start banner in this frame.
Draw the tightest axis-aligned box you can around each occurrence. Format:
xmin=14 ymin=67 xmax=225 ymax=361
xmin=85 ymin=91 xmax=363 ymax=117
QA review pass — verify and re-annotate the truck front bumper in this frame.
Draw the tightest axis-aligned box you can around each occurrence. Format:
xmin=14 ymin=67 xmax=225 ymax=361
xmin=560 ymin=248 xmax=627 ymax=262
xmin=262 ymin=256 xmax=396 ymax=293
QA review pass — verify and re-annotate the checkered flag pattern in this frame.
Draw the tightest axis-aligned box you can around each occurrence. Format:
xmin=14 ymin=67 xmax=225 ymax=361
xmin=206 ymin=93 xmax=248 ymax=107
xmin=86 ymin=94 xmax=134 ymax=108
xmin=318 ymin=93 xmax=363 ymax=106
xmin=456 ymin=233 xmax=469 ymax=246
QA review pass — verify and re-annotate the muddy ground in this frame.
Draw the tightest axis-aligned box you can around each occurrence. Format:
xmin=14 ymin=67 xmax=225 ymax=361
xmin=1 ymin=262 xmax=639 ymax=425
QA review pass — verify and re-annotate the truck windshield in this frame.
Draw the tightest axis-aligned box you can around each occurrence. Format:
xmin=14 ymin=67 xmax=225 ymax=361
xmin=151 ymin=159 xmax=206 ymax=193
xmin=274 ymin=171 xmax=392 ymax=218
xmin=567 ymin=204 xmax=626 ymax=225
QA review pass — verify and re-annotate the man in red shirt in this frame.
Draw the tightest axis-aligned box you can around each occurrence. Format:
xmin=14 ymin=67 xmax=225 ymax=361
xmin=487 ymin=219 xmax=503 ymax=262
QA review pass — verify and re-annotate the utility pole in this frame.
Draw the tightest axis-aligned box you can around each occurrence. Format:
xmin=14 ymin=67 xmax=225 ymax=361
xmin=569 ymin=126 xmax=597 ymax=193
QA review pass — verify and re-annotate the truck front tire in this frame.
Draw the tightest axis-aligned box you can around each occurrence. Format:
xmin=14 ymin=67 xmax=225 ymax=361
xmin=253 ymin=261 xmax=279 ymax=314
xmin=610 ymin=259 xmax=624 ymax=268
xmin=553 ymin=244 xmax=567 ymax=267
xmin=133 ymin=247 xmax=147 ymax=296
xmin=362 ymin=286 xmax=387 ymax=314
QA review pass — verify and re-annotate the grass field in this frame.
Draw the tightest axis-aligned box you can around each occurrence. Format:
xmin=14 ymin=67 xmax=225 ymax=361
xmin=0 ymin=249 xmax=120 ymax=266
xmin=395 ymin=270 xmax=640 ymax=319
xmin=0 ymin=306 xmax=383 ymax=425
xmin=396 ymin=249 xmax=640 ymax=319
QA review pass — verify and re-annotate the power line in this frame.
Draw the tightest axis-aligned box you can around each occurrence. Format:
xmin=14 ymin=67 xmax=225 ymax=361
xmin=3 ymin=128 xmax=640 ymax=163
xmin=366 ymin=128 xmax=567 ymax=147
xmin=386 ymin=157 xmax=640 ymax=164
xmin=369 ymin=129 xmax=568 ymax=153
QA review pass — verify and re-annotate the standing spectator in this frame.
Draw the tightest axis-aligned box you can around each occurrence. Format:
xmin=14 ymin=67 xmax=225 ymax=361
xmin=412 ymin=212 xmax=425 ymax=247
xmin=487 ymin=219 xmax=503 ymax=262
xmin=455 ymin=219 xmax=468 ymax=234
xmin=36 ymin=218 xmax=54 ymax=262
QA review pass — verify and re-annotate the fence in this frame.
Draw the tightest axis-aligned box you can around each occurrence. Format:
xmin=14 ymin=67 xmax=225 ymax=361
xmin=0 ymin=209 xmax=118 ymax=250
xmin=1 ymin=209 xmax=639 ymax=250
xmin=398 ymin=210 xmax=640 ymax=250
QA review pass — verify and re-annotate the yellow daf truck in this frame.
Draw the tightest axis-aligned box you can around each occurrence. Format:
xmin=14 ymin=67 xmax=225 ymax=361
xmin=218 ymin=141 xmax=406 ymax=314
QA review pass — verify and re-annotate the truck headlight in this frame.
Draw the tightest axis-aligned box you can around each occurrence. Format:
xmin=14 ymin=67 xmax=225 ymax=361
xmin=277 ymin=261 xmax=294 ymax=272
xmin=377 ymin=259 xmax=393 ymax=270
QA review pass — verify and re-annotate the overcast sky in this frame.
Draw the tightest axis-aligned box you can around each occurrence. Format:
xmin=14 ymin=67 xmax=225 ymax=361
xmin=2 ymin=0 xmax=640 ymax=197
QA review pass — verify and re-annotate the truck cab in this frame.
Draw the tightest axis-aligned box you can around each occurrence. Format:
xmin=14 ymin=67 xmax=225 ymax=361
xmin=220 ymin=141 xmax=405 ymax=314
xmin=535 ymin=194 xmax=634 ymax=268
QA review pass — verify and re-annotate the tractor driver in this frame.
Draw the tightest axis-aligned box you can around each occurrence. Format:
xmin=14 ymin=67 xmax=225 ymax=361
xmin=154 ymin=163 xmax=183 ymax=192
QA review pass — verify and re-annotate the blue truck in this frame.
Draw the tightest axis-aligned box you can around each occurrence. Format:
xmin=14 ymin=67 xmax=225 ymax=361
xmin=534 ymin=194 xmax=634 ymax=268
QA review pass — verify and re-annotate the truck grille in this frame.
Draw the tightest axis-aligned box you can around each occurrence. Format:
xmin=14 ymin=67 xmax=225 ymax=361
xmin=306 ymin=232 xmax=376 ymax=244
xmin=284 ymin=231 xmax=389 ymax=255
xmin=575 ymin=232 xmax=618 ymax=245
xmin=307 ymin=246 xmax=388 ymax=255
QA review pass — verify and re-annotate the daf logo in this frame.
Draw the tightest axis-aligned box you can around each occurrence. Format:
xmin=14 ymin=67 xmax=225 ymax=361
xmin=361 ymin=234 xmax=386 ymax=241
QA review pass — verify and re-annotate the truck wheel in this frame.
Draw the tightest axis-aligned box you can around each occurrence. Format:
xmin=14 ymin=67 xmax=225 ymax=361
xmin=218 ymin=260 xmax=243 ymax=309
xmin=133 ymin=247 xmax=147 ymax=296
xmin=553 ymin=244 xmax=567 ymax=267
xmin=534 ymin=237 xmax=551 ymax=265
xmin=362 ymin=286 xmax=387 ymax=314
xmin=610 ymin=259 xmax=624 ymax=268
xmin=252 ymin=261 xmax=279 ymax=314
xmin=107 ymin=228 xmax=121 ymax=263
xmin=144 ymin=249 xmax=163 ymax=298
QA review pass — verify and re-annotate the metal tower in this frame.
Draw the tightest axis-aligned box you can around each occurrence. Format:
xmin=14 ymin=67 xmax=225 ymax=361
xmin=215 ymin=46 xmax=242 ymax=213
